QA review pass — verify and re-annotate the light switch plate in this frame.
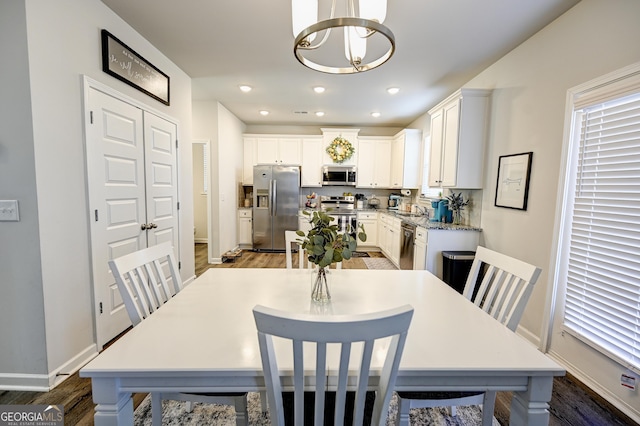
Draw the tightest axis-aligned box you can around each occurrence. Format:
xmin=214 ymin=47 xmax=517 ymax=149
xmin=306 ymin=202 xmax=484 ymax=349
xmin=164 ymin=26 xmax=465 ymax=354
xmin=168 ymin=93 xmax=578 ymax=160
xmin=0 ymin=200 xmax=19 ymax=221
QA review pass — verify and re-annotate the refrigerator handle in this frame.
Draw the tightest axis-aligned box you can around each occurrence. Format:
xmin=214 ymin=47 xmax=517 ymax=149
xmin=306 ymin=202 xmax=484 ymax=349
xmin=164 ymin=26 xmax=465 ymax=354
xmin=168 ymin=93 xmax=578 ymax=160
xmin=272 ymin=179 xmax=277 ymax=216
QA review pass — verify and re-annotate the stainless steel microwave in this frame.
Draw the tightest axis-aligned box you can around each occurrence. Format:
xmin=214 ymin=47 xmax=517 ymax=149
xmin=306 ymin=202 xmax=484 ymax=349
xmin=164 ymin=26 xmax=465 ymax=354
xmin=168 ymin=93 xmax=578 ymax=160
xmin=322 ymin=166 xmax=357 ymax=186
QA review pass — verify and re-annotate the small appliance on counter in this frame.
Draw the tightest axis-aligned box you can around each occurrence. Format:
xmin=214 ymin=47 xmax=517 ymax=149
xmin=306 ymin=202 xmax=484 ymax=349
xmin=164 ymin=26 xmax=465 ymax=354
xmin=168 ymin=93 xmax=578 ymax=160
xmin=388 ymin=193 xmax=402 ymax=210
xmin=430 ymin=199 xmax=453 ymax=223
xmin=354 ymin=193 xmax=366 ymax=209
xmin=368 ymin=196 xmax=380 ymax=209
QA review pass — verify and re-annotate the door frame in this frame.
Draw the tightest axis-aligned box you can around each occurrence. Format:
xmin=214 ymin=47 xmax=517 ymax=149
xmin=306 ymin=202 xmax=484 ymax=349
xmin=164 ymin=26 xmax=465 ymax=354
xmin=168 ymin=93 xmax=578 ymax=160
xmin=81 ymin=76 xmax=181 ymax=349
xmin=192 ymin=139 xmax=212 ymax=249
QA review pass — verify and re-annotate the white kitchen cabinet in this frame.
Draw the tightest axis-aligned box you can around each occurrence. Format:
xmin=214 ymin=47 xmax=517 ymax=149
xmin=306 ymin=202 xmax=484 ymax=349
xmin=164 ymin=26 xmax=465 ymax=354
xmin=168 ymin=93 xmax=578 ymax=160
xmin=321 ymin=128 xmax=359 ymax=166
xmin=428 ymin=88 xmax=491 ymax=189
xmin=243 ymin=137 xmax=256 ymax=185
xmin=356 ymin=211 xmax=378 ymax=247
xmin=378 ymin=213 xmax=401 ymax=267
xmin=238 ymin=209 xmax=252 ymax=248
xmin=298 ymin=211 xmax=312 ymax=235
xmin=413 ymin=226 xmax=427 ymax=270
xmin=390 ymin=129 xmax=422 ymax=189
xmin=357 ymin=137 xmax=392 ymax=188
xmin=255 ymin=137 xmax=302 ymax=165
xmin=301 ymin=137 xmax=324 ymax=187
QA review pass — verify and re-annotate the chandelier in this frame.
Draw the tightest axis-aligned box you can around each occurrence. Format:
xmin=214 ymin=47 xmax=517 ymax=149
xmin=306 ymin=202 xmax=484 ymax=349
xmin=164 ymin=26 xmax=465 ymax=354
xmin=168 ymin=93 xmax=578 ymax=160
xmin=292 ymin=0 xmax=395 ymax=74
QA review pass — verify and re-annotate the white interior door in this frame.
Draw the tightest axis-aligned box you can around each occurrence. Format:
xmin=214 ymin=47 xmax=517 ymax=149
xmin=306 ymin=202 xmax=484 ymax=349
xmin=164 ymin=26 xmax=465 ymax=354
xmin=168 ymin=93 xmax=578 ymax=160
xmin=86 ymin=88 xmax=180 ymax=348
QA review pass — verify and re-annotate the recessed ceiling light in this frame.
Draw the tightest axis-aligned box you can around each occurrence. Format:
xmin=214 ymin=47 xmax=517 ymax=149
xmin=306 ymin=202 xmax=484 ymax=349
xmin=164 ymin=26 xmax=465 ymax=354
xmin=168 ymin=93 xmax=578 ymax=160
xmin=259 ymin=110 xmax=269 ymax=116
xmin=239 ymin=85 xmax=252 ymax=92
xmin=371 ymin=112 xmax=381 ymax=118
xmin=313 ymin=86 xmax=325 ymax=93
xmin=315 ymin=111 xmax=325 ymax=117
xmin=387 ymin=87 xmax=399 ymax=95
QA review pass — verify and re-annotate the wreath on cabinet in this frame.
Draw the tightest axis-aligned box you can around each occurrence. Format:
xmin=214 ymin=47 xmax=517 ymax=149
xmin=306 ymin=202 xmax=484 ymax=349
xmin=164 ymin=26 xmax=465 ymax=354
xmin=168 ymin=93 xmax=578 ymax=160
xmin=326 ymin=136 xmax=355 ymax=163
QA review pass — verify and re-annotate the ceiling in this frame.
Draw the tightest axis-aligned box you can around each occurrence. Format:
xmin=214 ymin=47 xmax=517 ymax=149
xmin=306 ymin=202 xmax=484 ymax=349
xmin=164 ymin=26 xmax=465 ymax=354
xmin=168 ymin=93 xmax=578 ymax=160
xmin=100 ymin=0 xmax=580 ymax=128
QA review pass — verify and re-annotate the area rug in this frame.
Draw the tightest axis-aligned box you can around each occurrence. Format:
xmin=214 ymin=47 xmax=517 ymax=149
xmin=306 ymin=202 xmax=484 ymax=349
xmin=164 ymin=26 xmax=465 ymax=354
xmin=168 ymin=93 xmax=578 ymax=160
xmin=350 ymin=251 xmax=371 ymax=258
xmin=133 ymin=392 xmax=498 ymax=425
xmin=363 ymin=257 xmax=398 ymax=270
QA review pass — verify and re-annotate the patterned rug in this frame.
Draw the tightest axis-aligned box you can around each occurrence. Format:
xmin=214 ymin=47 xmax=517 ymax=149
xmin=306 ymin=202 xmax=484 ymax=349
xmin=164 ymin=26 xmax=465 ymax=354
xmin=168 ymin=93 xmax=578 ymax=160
xmin=363 ymin=257 xmax=398 ymax=270
xmin=133 ymin=392 xmax=498 ymax=425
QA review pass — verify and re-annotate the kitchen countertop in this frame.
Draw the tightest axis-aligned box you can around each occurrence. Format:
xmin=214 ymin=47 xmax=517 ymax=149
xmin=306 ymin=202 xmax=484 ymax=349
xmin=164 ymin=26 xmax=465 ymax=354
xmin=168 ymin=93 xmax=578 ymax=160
xmin=298 ymin=207 xmax=482 ymax=232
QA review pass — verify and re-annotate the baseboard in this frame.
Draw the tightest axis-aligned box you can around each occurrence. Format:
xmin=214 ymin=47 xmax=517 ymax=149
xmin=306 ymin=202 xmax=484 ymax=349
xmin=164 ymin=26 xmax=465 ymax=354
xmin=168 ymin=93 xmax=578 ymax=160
xmin=194 ymin=238 xmax=208 ymax=244
xmin=547 ymin=351 xmax=640 ymax=424
xmin=211 ymin=257 xmax=222 ymax=264
xmin=182 ymin=275 xmax=196 ymax=287
xmin=515 ymin=325 xmax=542 ymax=349
xmin=0 ymin=344 xmax=97 ymax=391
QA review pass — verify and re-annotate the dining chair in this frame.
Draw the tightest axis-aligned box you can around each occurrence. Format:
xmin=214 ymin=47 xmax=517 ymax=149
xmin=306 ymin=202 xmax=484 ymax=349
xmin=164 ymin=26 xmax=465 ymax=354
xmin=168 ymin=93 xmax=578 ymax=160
xmin=285 ymin=230 xmax=342 ymax=269
xmin=253 ymin=304 xmax=414 ymax=426
xmin=109 ymin=242 xmax=249 ymax=426
xmin=394 ymin=246 xmax=542 ymax=426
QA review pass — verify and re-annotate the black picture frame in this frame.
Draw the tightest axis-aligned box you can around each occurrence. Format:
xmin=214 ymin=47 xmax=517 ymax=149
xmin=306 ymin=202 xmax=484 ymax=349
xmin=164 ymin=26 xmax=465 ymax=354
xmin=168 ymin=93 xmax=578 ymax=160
xmin=101 ymin=29 xmax=170 ymax=105
xmin=494 ymin=152 xmax=533 ymax=210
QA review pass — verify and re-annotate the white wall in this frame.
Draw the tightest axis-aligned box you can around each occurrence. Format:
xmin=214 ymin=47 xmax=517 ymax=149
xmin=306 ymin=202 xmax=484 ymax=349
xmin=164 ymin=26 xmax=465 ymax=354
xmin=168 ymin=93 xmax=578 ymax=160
xmin=193 ymin=101 xmax=246 ymax=261
xmin=463 ymin=0 xmax=640 ymax=419
xmin=0 ymin=0 xmax=195 ymax=390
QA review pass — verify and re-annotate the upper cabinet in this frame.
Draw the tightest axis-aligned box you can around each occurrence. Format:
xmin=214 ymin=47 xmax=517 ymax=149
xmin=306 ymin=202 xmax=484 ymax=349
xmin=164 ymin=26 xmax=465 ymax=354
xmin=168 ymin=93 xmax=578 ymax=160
xmin=301 ymin=137 xmax=324 ymax=187
xmin=321 ymin=128 xmax=359 ymax=166
xmin=357 ymin=136 xmax=392 ymax=188
xmin=390 ymin=129 xmax=422 ymax=189
xmin=428 ymin=88 xmax=491 ymax=189
xmin=255 ymin=136 xmax=302 ymax=165
xmin=243 ymin=137 xmax=257 ymax=185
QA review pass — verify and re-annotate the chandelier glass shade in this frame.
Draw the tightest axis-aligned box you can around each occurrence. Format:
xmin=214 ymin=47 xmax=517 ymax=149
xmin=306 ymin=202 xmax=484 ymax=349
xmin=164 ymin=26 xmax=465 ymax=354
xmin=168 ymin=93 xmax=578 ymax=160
xmin=292 ymin=0 xmax=395 ymax=74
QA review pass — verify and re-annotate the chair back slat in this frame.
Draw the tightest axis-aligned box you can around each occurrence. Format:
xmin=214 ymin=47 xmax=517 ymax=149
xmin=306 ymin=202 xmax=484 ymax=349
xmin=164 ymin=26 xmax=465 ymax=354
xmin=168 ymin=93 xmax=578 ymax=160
xmin=109 ymin=242 xmax=182 ymax=326
xmin=462 ymin=246 xmax=542 ymax=331
xmin=254 ymin=304 xmax=413 ymax=426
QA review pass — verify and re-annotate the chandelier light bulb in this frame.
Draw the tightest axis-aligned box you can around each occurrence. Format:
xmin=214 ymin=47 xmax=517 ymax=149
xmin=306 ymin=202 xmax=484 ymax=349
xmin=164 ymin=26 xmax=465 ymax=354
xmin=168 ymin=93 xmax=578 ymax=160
xmin=344 ymin=26 xmax=367 ymax=66
xmin=291 ymin=0 xmax=317 ymax=44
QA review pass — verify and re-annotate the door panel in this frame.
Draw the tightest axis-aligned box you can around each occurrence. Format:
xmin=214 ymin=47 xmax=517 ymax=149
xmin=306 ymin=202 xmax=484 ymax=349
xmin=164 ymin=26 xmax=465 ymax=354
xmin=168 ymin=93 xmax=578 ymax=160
xmin=87 ymin=88 xmax=146 ymax=347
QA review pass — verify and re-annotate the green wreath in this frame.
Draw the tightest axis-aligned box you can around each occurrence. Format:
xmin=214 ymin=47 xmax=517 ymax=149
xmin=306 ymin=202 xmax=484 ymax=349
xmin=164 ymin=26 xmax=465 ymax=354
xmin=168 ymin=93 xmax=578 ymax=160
xmin=326 ymin=136 xmax=355 ymax=163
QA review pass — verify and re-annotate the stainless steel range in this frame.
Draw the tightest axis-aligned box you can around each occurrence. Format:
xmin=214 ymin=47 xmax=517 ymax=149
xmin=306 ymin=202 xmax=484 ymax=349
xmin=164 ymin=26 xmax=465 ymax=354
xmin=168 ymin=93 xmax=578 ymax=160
xmin=319 ymin=195 xmax=357 ymax=238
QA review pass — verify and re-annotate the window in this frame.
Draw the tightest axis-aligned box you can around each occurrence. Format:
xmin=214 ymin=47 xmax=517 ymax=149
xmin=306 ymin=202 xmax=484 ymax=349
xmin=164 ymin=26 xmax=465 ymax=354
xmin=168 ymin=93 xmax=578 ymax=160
xmin=560 ymin=67 xmax=640 ymax=372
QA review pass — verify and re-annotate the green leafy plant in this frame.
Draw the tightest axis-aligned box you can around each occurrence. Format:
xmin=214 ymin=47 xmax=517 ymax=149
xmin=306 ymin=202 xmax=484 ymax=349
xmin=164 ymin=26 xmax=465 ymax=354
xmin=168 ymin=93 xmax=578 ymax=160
xmin=296 ymin=210 xmax=366 ymax=268
xmin=446 ymin=192 xmax=469 ymax=212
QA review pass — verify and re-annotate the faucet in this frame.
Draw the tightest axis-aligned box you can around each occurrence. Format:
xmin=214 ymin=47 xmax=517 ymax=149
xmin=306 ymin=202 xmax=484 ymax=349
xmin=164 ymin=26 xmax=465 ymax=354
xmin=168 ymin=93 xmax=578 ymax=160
xmin=414 ymin=205 xmax=429 ymax=218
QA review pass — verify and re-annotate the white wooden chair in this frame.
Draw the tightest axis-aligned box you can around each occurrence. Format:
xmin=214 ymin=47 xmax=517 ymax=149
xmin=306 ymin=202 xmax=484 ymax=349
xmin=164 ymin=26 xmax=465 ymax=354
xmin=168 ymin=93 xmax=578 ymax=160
xmin=285 ymin=230 xmax=306 ymax=269
xmin=394 ymin=246 xmax=542 ymax=426
xmin=285 ymin=230 xmax=342 ymax=270
xmin=253 ymin=304 xmax=414 ymax=426
xmin=109 ymin=242 xmax=249 ymax=426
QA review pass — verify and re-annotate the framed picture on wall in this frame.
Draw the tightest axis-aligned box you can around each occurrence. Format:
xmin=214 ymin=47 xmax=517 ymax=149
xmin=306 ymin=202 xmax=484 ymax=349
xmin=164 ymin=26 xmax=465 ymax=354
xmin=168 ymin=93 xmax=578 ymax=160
xmin=101 ymin=29 xmax=170 ymax=105
xmin=495 ymin=152 xmax=533 ymax=210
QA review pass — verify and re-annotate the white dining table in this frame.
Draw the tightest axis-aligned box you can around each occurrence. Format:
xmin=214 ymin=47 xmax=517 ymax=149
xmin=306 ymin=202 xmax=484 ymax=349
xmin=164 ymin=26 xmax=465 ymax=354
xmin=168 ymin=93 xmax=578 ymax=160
xmin=80 ymin=268 xmax=564 ymax=425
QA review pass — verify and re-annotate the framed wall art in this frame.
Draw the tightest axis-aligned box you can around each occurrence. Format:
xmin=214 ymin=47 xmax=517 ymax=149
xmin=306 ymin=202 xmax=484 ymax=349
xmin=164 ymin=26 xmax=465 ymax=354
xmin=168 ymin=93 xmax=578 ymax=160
xmin=494 ymin=152 xmax=533 ymax=210
xmin=101 ymin=29 xmax=170 ymax=105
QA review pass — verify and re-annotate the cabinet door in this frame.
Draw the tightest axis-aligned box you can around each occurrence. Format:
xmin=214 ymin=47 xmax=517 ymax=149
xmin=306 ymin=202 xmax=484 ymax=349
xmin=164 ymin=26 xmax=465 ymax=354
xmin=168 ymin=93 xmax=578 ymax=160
xmin=428 ymin=109 xmax=445 ymax=186
xmin=356 ymin=139 xmax=375 ymax=188
xmin=374 ymin=139 xmax=392 ymax=187
xmin=238 ymin=217 xmax=252 ymax=245
xmin=256 ymin=138 xmax=279 ymax=164
xmin=390 ymin=136 xmax=404 ymax=188
xmin=301 ymin=138 xmax=323 ymax=186
xmin=243 ymin=137 xmax=256 ymax=184
xmin=414 ymin=242 xmax=426 ymax=270
xmin=278 ymin=138 xmax=302 ymax=165
xmin=441 ymin=99 xmax=461 ymax=187
xmin=357 ymin=218 xmax=377 ymax=247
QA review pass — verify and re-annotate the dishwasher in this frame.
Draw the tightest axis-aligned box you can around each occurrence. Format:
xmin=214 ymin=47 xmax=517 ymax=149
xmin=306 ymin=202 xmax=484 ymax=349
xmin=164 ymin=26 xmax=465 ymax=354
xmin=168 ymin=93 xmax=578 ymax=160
xmin=399 ymin=221 xmax=416 ymax=270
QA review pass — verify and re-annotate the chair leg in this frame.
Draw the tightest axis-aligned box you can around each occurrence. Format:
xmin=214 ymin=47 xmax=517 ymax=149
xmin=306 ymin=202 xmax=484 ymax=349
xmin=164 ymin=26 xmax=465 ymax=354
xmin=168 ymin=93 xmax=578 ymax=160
xmin=234 ymin=395 xmax=249 ymax=426
xmin=481 ymin=391 xmax=496 ymax=426
xmin=185 ymin=400 xmax=194 ymax=413
xmin=449 ymin=405 xmax=457 ymax=416
xmin=151 ymin=393 xmax=163 ymax=426
xmin=259 ymin=390 xmax=268 ymax=413
xmin=394 ymin=394 xmax=411 ymax=426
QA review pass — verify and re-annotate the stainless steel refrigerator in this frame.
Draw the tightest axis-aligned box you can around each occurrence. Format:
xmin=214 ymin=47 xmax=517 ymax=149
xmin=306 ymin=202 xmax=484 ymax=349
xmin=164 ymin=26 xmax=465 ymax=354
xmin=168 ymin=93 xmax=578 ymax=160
xmin=253 ymin=165 xmax=300 ymax=251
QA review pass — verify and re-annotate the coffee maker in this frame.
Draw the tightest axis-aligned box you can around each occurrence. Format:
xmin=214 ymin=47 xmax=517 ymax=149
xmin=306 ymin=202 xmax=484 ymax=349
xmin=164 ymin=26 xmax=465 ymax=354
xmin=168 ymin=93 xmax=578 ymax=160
xmin=388 ymin=194 xmax=402 ymax=210
xmin=430 ymin=199 xmax=453 ymax=223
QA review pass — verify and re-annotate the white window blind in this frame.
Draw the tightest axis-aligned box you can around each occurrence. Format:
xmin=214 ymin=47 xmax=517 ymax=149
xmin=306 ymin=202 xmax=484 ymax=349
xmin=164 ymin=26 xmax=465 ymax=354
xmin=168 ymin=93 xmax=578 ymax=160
xmin=562 ymin=91 xmax=640 ymax=372
xmin=202 ymin=143 xmax=209 ymax=194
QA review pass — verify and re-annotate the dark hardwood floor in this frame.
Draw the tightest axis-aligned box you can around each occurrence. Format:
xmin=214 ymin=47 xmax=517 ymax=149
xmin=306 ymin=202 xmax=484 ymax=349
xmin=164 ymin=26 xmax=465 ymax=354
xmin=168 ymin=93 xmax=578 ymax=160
xmin=1 ymin=243 xmax=636 ymax=425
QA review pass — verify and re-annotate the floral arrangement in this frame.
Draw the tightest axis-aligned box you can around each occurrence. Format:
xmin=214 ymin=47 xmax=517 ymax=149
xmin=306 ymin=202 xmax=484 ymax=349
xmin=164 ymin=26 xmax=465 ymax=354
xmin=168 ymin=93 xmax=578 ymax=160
xmin=446 ymin=192 xmax=469 ymax=212
xmin=326 ymin=136 xmax=355 ymax=163
xmin=297 ymin=210 xmax=366 ymax=268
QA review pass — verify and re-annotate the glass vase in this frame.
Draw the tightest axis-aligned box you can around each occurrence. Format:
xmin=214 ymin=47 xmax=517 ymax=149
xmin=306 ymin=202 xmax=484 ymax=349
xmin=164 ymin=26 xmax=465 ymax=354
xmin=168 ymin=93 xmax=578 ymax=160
xmin=453 ymin=209 xmax=462 ymax=225
xmin=311 ymin=266 xmax=331 ymax=303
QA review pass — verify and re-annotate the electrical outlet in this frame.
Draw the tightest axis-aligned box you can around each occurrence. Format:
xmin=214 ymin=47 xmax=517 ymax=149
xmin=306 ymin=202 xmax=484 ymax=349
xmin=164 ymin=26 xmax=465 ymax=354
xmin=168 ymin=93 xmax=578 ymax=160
xmin=0 ymin=200 xmax=19 ymax=221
